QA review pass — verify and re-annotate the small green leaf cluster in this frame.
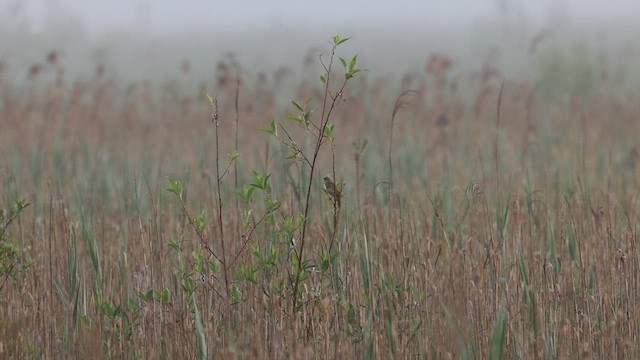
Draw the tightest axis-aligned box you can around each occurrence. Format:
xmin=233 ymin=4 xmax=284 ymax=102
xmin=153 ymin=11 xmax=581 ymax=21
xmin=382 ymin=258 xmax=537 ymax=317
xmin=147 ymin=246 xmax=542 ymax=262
xmin=167 ymin=177 xmax=185 ymax=200
xmin=0 ymin=198 xmax=31 ymax=291
xmin=339 ymin=55 xmax=365 ymax=80
xmin=99 ymin=296 xmax=146 ymax=343
xmin=287 ymin=99 xmax=315 ymax=127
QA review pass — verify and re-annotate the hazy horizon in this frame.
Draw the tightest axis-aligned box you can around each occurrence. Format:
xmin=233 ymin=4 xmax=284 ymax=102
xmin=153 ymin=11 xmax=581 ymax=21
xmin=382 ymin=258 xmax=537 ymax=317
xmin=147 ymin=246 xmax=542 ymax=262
xmin=9 ymin=0 xmax=640 ymax=35
xmin=2 ymin=1 xmax=640 ymax=85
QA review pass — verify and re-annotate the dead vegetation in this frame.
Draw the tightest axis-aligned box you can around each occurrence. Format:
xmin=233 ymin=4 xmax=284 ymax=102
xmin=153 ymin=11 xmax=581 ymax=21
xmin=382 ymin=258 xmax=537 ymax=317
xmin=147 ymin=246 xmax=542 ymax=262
xmin=1 ymin=44 xmax=639 ymax=359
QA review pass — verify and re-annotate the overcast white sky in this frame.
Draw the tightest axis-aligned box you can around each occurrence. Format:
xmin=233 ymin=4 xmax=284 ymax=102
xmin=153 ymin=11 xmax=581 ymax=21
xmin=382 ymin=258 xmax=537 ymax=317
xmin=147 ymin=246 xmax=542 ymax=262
xmin=11 ymin=0 xmax=640 ymax=35
xmin=3 ymin=0 xmax=640 ymax=83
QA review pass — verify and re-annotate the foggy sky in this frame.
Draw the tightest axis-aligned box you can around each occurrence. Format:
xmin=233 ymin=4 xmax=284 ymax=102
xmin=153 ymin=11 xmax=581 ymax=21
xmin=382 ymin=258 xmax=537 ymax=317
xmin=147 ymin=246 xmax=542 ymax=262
xmin=14 ymin=0 xmax=640 ymax=36
xmin=3 ymin=0 xmax=640 ymax=84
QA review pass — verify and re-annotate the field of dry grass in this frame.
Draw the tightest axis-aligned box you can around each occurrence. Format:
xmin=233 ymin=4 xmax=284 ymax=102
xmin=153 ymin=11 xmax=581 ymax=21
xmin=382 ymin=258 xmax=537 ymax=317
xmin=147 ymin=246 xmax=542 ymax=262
xmin=1 ymin=39 xmax=640 ymax=359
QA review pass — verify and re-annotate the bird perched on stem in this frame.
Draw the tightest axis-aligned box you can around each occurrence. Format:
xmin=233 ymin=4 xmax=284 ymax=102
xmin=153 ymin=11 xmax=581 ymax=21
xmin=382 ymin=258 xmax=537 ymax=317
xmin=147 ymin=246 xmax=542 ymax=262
xmin=323 ymin=176 xmax=342 ymax=208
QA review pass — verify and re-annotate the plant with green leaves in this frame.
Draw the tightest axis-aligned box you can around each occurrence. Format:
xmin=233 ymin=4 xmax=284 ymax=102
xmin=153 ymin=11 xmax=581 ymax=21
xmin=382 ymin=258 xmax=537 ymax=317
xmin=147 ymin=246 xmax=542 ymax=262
xmin=0 ymin=197 xmax=30 ymax=292
xmin=164 ymin=37 xmax=365 ymax=350
xmin=259 ymin=35 xmax=365 ymax=312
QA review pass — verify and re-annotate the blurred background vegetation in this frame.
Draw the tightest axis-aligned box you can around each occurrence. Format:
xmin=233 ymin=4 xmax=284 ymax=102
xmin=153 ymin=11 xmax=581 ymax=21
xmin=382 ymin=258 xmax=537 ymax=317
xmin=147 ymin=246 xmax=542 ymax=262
xmin=2 ymin=1 xmax=640 ymax=358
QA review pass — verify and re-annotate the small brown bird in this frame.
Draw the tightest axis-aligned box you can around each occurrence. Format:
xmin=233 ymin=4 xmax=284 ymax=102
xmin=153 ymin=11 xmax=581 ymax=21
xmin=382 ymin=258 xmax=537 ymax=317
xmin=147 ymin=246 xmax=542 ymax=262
xmin=324 ymin=176 xmax=342 ymax=208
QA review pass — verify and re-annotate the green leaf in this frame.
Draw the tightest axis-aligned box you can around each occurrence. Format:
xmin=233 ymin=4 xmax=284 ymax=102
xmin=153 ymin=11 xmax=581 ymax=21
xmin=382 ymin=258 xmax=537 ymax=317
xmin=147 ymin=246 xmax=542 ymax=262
xmin=283 ymin=216 xmax=295 ymax=232
xmin=166 ymin=177 xmax=185 ymax=200
xmin=347 ymin=303 xmax=357 ymax=324
xmin=303 ymin=110 xmax=315 ymax=124
xmin=161 ymin=288 xmax=170 ymax=305
xmin=139 ymin=289 xmax=153 ymax=303
xmin=568 ymin=231 xmax=578 ymax=264
xmin=287 ymin=99 xmax=314 ymax=126
xmin=228 ymin=150 xmax=240 ymax=161
xmin=265 ymin=195 xmax=281 ymax=211
xmin=349 ymin=55 xmax=358 ymax=71
xmin=194 ymin=211 xmax=206 ymax=234
xmin=54 ymin=278 xmax=69 ymax=307
xmin=320 ymin=74 xmax=328 ymax=85
xmin=182 ymin=275 xmax=196 ymax=295
xmin=517 ymin=250 xmax=529 ymax=287
xmin=588 ymin=266 xmax=595 ymax=290
xmin=234 ymin=185 xmax=255 ymax=203
xmin=333 ymin=35 xmax=350 ymax=46
xmin=192 ymin=294 xmax=208 ymax=360
xmin=489 ymin=305 xmax=507 ymax=360
xmin=168 ymin=238 xmax=182 ymax=253
xmin=322 ymin=258 xmax=331 ymax=273
xmin=286 ymin=114 xmax=305 ymax=124
xmin=208 ymin=259 xmax=219 ymax=275
xmin=339 ymin=57 xmax=348 ymax=71
xmin=241 ymin=210 xmax=253 ymax=230
xmin=250 ymin=171 xmax=271 ymax=191
xmin=258 ymin=120 xmax=278 ymax=137
xmin=324 ymin=123 xmax=334 ymax=139
xmin=231 ymin=286 xmax=242 ymax=305
xmin=206 ymin=94 xmax=217 ymax=108
xmin=291 ymin=100 xmax=304 ymax=112
xmin=12 ymin=199 xmax=29 ymax=213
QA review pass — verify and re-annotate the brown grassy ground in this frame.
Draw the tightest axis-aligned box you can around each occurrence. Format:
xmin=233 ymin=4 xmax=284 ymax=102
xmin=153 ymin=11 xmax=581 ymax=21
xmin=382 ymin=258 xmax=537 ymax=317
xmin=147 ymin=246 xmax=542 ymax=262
xmin=1 ymin=49 xmax=639 ymax=359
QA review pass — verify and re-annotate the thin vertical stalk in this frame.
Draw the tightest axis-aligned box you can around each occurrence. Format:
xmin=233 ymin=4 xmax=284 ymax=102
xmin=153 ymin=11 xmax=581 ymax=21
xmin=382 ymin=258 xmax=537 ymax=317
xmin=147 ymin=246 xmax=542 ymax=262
xmin=234 ymin=78 xmax=240 ymax=238
xmin=292 ymin=44 xmax=350 ymax=312
xmin=388 ymin=91 xmax=416 ymax=229
xmin=495 ymin=81 xmax=504 ymax=245
xmin=211 ymin=99 xmax=231 ymax=323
